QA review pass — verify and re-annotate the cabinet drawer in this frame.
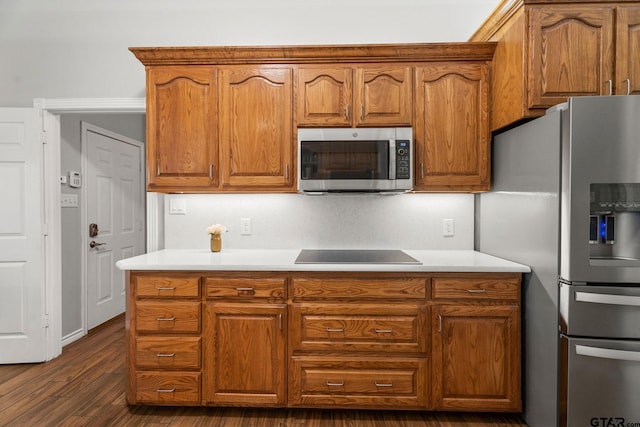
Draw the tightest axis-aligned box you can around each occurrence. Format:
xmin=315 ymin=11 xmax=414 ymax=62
xmin=135 ymin=372 xmax=201 ymax=404
xmin=290 ymin=357 xmax=427 ymax=408
xmin=432 ymin=277 xmax=520 ymax=301
xmin=205 ymin=277 xmax=286 ymax=299
xmin=135 ymin=274 xmax=200 ymax=298
xmin=292 ymin=276 xmax=426 ymax=299
xmin=135 ymin=337 xmax=201 ymax=369
xmin=135 ymin=301 xmax=201 ymax=333
xmin=290 ymin=303 xmax=427 ymax=353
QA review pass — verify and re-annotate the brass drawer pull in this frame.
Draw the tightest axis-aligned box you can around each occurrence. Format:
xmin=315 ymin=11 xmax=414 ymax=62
xmin=326 ymin=381 xmax=344 ymax=387
xmin=466 ymin=289 xmax=487 ymax=294
xmin=326 ymin=328 xmax=344 ymax=333
xmin=156 ymin=353 xmax=176 ymax=357
xmin=157 ymin=388 xmax=176 ymax=393
xmin=375 ymin=329 xmax=393 ymax=334
xmin=375 ymin=382 xmax=393 ymax=387
xmin=156 ymin=287 xmax=176 ymax=291
xmin=156 ymin=317 xmax=176 ymax=322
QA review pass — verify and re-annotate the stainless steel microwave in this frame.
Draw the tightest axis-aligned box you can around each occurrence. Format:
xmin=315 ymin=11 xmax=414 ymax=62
xmin=297 ymin=127 xmax=413 ymax=193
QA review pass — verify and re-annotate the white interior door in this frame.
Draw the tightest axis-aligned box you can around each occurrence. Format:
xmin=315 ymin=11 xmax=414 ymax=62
xmin=83 ymin=122 xmax=144 ymax=330
xmin=0 ymin=108 xmax=46 ymax=363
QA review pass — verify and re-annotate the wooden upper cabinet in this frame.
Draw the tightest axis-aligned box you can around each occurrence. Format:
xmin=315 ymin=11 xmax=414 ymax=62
xmin=414 ymin=62 xmax=490 ymax=192
xmin=616 ymin=6 xmax=640 ymax=95
xmin=296 ymin=65 xmax=413 ymax=127
xmin=131 ymin=44 xmax=496 ymax=193
xmin=219 ymin=66 xmax=294 ymax=191
xmin=471 ymin=1 xmax=640 ymax=131
xmin=146 ymin=66 xmax=218 ymax=191
xmin=528 ymin=6 xmax=615 ymax=108
xmin=296 ymin=67 xmax=352 ymax=126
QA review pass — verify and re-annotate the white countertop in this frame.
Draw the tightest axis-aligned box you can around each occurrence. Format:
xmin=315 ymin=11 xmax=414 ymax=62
xmin=115 ymin=249 xmax=530 ymax=273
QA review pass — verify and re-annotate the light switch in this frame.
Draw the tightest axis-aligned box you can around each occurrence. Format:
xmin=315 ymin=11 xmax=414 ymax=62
xmin=61 ymin=193 xmax=78 ymax=208
xmin=169 ymin=198 xmax=187 ymax=215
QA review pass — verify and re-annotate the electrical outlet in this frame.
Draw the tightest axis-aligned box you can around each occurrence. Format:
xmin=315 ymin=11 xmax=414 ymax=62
xmin=442 ymin=219 xmax=454 ymax=237
xmin=240 ymin=218 xmax=252 ymax=235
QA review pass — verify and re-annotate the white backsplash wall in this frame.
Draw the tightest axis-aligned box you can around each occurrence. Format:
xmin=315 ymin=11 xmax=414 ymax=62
xmin=164 ymin=193 xmax=474 ymax=250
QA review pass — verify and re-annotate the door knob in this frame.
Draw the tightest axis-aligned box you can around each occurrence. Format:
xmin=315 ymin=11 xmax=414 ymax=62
xmin=89 ymin=240 xmax=106 ymax=248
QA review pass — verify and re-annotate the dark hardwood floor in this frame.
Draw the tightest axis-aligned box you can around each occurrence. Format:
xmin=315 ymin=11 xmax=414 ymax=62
xmin=0 ymin=318 xmax=527 ymax=426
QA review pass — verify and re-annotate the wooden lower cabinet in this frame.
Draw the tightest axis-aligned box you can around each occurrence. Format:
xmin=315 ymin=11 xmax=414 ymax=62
xmin=289 ymin=356 xmax=427 ymax=408
xmin=203 ymin=302 xmax=287 ymax=406
xmin=135 ymin=372 xmax=201 ymax=404
xmin=430 ymin=274 xmax=522 ymax=412
xmin=126 ymin=271 xmax=521 ymax=412
xmin=126 ymin=272 xmax=203 ymax=406
xmin=288 ymin=274 xmax=429 ymax=409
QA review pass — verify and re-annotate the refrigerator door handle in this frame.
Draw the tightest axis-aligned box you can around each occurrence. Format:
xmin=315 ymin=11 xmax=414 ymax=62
xmin=576 ymin=344 xmax=640 ymax=362
xmin=575 ymin=291 xmax=640 ymax=307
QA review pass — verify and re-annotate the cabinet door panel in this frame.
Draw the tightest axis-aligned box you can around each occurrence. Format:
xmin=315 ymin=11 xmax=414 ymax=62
xmin=414 ymin=63 xmax=490 ymax=191
xmin=204 ymin=303 xmax=286 ymax=405
xmin=297 ymin=67 xmax=352 ymax=126
xmin=616 ymin=6 xmax=640 ymax=96
xmin=432 ymin=305 xmax=520 ymax=411
xmin=355 ymin=65 xmax=413 ymax=126
xmin=528 ymin=7 xmax=614 ymax=107
xmin=146 ymin=66 xmax=217 ymax=190
xmin=219 ymin=67 xmax=293 ymax=190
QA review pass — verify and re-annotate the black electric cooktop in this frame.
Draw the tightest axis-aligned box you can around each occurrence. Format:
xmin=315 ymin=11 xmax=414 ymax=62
xmin=294 ymin=249 xmax=422 ymax=265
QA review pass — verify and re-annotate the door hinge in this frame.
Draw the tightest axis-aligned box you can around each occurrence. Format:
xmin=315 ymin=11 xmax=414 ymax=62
xmin=41 ymin=132 xmax=47 ymax=144
xmin=42 ymin=315 xmax=50 ymax=328
xmin=42 ymin=223 xmax=49 ymax=236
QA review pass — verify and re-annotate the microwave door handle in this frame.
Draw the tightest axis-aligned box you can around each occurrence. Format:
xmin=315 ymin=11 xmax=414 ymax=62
xmin=389 ymin=139 xmax=396 ymax=180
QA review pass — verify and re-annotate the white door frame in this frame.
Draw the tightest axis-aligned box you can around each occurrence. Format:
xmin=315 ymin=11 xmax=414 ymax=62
xmin=33 ymin=97 xmax=156 ymax=354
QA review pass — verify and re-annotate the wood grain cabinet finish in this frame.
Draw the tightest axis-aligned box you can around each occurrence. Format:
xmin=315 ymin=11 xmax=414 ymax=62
xmin=430 ymin=274 xmax=521 ymax=412
xmin=127 ymin=272 xmax=203 ymax=405
xmin=414 ymin=62 xmax=490 ymax=192
xmin=203 ymin=273 xmax=288 ymax=406
xmin=296 ymin=65 xmax=413 ymax=127
xmin=219 ymin=66 xmax=294 ymax=191
xmin=471 ymin=1 xmax=640 ymax=131
xmin=130 ymin=43 xmax=496 ymax=193
xmin=145 ymin=65 xmax=294 ymax=193
xmin=289 ymin=356 xmax=428 ymax=409
xmin=204 ymin=303 xmax=287 ymax=406
xmin=288 ymin=274 xmax=429 ymax=409
xmin=126 ymin=270 xmax=521 ymax=412
xmin=146 ymin=66 xmax=218 ymax=191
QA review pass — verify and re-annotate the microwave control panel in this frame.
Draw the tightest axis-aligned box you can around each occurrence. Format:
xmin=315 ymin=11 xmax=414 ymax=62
xmin=396 ymin=140 xmax=411 ymax=179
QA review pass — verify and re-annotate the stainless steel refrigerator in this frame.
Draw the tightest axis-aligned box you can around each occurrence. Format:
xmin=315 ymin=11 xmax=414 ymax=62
xmin=476 ymin=95 xmax=640 ymax=427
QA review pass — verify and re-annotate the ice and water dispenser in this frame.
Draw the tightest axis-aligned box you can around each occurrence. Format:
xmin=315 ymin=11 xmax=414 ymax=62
xmin=590 ymin=183 xmax=640 ymax=262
